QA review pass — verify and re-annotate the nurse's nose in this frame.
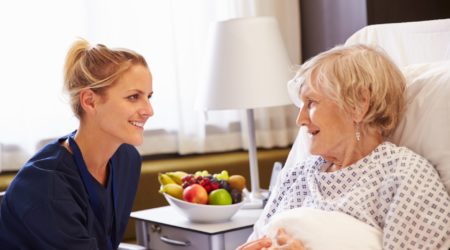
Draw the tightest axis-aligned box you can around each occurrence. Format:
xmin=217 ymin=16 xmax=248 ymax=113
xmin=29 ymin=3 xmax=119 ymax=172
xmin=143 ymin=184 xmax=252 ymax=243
xmin=140 ymin=99 xmax=154 ymax=118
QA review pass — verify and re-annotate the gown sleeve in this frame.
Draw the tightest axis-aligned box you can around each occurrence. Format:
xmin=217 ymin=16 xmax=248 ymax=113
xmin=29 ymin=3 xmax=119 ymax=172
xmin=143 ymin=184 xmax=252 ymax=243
xmin=247 ymin=161 xmax=307 ymax=241
xmin=382 ymin=156 xmax=450 ymax=249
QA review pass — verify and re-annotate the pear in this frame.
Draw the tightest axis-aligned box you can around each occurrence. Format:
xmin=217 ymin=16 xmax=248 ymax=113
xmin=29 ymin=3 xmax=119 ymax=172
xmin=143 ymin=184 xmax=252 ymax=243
xmin=228 ymin=175 xmax=246 ymax=191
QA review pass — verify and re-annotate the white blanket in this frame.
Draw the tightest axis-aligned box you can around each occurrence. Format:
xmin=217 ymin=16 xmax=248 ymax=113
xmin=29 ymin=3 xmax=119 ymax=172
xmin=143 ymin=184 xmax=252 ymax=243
xmin=265 ymin=207 xmax=382 ymax=250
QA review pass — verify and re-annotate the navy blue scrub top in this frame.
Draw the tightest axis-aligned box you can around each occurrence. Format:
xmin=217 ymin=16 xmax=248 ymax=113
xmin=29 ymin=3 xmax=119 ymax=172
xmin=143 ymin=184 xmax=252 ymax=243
xmin=0 ymin=132 xmax=142 ymax=250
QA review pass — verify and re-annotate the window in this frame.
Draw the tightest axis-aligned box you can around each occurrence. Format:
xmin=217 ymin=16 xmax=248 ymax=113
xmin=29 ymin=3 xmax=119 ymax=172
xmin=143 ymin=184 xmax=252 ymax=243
xmin=0 ymin=0 xmax=300 ymax=171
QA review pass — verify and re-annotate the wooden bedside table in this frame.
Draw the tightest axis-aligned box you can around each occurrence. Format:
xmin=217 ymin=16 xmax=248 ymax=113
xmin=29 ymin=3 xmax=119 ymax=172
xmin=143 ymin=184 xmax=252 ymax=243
xmin=131 ymin=206 xmax=262 ymax=250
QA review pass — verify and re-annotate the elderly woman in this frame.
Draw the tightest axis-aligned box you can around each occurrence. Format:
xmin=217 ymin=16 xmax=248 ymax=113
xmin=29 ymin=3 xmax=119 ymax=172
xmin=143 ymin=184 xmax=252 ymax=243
xmin=238 ymin=44 xmax=450 ymax=250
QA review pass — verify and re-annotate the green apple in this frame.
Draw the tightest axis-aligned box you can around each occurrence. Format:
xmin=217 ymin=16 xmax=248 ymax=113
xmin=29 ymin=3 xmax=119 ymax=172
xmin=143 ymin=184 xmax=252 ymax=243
xmin=208 ymin=188 xmax=232 ymax=205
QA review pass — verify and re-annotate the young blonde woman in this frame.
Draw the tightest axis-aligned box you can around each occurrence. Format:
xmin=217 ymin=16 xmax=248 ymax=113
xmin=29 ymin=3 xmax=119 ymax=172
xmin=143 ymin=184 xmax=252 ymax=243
xmin=0 ymin=39 xmax=153 ymax=250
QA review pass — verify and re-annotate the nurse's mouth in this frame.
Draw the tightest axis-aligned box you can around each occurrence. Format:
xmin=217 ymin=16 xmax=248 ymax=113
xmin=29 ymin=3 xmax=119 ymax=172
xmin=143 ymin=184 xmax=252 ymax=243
xmin=130 ymin=121 xmax=145 ymax=128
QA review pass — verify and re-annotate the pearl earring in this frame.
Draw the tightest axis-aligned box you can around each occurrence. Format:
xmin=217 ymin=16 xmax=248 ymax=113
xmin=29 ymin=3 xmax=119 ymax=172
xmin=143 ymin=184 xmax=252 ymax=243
xmin=355 ymin=123 xmax=361 ymax=141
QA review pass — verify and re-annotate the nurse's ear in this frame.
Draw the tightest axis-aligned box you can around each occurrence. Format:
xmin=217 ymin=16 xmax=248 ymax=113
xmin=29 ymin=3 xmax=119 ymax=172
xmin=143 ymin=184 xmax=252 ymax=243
xmin=79 ymin=88 xmax=98 ymax=115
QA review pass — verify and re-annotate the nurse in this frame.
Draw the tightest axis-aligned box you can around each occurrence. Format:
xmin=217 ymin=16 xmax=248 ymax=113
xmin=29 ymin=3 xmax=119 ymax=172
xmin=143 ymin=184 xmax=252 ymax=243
xmin=0 ymin=39 xmax=153 ymax=249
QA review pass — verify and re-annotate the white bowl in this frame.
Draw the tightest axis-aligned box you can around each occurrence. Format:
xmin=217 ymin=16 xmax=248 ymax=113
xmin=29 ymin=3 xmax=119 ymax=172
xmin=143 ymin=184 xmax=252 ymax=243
xmin=163 ymin=193 xmax=245 ymax=223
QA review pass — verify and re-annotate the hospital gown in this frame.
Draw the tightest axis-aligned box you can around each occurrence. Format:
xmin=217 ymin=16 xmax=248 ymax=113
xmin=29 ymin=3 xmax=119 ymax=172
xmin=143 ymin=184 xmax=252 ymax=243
xmin=251 ymin=142 xmax=450 ymax=250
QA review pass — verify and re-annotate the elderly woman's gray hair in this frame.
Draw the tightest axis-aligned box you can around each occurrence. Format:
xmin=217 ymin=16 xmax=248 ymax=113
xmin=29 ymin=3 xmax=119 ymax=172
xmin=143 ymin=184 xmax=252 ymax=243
xmin=288 ymin=44 xmax=406 ymax=137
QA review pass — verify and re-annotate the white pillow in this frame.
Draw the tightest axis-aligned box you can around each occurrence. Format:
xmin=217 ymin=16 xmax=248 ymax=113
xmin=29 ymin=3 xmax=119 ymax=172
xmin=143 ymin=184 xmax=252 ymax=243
xmin=265 ymin=207 xmax=382 ymax=250
xmin=389 ymin=61 xmax=450 ymax=195
xmin=345 ymin=19 xmax=450 ymax=67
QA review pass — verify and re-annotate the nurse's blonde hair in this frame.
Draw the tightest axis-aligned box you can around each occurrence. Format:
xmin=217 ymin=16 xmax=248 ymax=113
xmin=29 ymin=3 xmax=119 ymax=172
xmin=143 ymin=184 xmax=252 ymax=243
xmin=63 ymin=38 xmax=148 ymax=118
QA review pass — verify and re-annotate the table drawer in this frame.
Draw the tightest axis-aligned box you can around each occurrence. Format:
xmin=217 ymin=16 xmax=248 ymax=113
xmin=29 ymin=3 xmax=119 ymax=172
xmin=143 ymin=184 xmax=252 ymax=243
xmin=146 ymin=222 xmax=252 ymax=250
xmin=148 ymin=223 xmax=209 ymax=250
xmin=223 ymin=227 xmax=253 ymax=250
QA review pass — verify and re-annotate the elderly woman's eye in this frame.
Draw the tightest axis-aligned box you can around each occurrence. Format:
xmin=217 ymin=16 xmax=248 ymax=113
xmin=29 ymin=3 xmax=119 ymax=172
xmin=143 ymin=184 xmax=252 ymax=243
xmin=307 ymin=99 xmax=316 ymax=109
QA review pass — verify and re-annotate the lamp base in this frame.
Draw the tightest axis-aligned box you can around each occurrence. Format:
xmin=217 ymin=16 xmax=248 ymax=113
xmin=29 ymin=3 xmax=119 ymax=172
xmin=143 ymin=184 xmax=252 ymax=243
xmin=241 ymin=189 xmax=269 ymax=209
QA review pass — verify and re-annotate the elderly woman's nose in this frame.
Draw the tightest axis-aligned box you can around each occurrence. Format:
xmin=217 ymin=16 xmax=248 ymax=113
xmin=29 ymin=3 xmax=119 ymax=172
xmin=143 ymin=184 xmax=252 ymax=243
xmin=296 ymin=106 xmax=309 ymax=126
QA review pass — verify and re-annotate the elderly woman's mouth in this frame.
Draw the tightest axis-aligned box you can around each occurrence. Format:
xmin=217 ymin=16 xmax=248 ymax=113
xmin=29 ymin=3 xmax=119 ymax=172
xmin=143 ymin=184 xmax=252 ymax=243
xmin=309 ymin=130 xmax=320 ymax=136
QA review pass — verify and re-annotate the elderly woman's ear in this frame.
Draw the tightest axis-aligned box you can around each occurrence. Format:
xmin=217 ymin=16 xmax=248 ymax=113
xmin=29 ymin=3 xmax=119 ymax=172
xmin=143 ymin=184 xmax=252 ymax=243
xmin=352 ymin=88 xmax=370 ymax=123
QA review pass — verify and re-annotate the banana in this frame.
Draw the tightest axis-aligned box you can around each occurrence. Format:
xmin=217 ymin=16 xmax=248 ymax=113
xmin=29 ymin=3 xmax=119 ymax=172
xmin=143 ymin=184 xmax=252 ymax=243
xmin=166 ymin=171 xmax=188 ymax=185
xmin=159 ymin=183 xmax=183 ymax=200
xmin=158 ymin=173 xmax=176 ymax=186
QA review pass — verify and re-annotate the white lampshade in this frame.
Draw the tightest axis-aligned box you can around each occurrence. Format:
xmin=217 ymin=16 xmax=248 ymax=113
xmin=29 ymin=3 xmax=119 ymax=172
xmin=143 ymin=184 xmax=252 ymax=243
xmin=197 ymin=16 xmax=293 ymax=111
xmin=196 ymin=16 xmax=294 ymax=209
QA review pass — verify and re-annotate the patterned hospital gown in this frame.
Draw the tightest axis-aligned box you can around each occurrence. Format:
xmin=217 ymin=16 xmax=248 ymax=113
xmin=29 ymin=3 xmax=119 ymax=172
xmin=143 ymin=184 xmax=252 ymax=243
xmin=251 ymin=142 xmax=450 ymax=249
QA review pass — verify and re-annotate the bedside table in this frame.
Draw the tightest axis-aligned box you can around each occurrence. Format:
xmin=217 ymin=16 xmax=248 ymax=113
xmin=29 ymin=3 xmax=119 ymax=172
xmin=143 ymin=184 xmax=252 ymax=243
xmin=130 ymin=206 xmax=262 ymax=250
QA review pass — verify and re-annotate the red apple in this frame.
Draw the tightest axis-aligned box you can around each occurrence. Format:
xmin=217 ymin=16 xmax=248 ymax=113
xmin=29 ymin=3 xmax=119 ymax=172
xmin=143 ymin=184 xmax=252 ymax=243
xmin=183 ymin=184 xmax=208 ymax=204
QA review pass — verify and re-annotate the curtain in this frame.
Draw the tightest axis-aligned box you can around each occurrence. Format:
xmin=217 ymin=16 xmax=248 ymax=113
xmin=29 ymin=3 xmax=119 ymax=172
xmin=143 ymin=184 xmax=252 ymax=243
xmin=0 ymin=0 xmax=301 ymax=171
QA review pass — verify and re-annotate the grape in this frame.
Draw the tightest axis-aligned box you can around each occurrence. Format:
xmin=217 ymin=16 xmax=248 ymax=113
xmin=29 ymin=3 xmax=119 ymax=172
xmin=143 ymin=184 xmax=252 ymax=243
xmin=230 ymin=189 xmax=242 ymax=204
xmin=181 ymin=174 xmax=194 ymax=183
xmin=210 ymin=180 xmax=220 ymax=191
xmin=218 ymin=180 xmax=231 ymax=192
xmin=195 ymin=175 xmax=204 ymax=183
xmin=181 ymin=174 xmax=196 ymax=188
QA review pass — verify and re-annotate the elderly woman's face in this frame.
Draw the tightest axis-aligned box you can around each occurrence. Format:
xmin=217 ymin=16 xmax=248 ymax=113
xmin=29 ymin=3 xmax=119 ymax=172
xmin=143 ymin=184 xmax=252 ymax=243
xmin=296 ymin=83 xmax=356 ymax=157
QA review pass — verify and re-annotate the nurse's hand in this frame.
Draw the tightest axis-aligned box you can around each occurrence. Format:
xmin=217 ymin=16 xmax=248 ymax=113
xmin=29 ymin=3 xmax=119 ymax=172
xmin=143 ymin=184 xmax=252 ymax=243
xmin=236 ymin=236 xmax=272 ymax=250
xmin=270 ymin=228 xmax=305 ymax=250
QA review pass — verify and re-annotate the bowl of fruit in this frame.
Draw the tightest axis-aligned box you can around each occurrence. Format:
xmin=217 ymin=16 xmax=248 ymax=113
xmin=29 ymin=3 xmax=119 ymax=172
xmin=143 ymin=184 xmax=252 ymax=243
xmin=158 ymin=170 xmax=247 ymax=223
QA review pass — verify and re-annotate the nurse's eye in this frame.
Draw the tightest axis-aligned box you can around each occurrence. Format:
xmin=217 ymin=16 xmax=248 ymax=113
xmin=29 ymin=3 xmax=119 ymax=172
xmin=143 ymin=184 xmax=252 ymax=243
xmin=127 ymin=94 xmax=139 ymax=101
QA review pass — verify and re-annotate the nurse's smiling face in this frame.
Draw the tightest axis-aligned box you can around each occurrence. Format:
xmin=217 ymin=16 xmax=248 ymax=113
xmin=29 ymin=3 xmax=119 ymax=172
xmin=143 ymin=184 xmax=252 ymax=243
xmin=93 ymin=64 xmax=153 ymax=146
xmin=296 ymin=82 xmax=355 ymax=161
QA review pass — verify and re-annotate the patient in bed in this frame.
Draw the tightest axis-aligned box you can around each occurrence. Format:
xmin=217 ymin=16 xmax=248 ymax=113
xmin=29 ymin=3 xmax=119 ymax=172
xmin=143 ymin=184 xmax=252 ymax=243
xmin=237 ymin=44 xmax=450 ymax=250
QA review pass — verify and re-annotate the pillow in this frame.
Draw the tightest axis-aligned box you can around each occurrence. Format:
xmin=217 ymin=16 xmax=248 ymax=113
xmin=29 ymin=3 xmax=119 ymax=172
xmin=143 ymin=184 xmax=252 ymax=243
xmin=389 ymin=61 xmax=450 ymax=195
xmin=345 ymin=19 xmax=450 ymax=67
xmin=265 ymin=207 xmax=382 ymax=250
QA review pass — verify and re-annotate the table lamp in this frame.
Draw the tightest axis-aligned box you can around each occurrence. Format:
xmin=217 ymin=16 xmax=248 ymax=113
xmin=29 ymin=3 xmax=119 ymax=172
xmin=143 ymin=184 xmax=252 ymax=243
xmin=196 ymin=16 xmax=293 ymax=208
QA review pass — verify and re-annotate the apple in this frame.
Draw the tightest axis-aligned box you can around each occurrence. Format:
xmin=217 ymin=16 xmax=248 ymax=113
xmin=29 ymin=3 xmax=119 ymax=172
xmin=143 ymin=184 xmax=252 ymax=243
xmin=208 ymin=188 xmax=232 ymax=205
xmin=183 ymin=184 xmax=208 ymax=204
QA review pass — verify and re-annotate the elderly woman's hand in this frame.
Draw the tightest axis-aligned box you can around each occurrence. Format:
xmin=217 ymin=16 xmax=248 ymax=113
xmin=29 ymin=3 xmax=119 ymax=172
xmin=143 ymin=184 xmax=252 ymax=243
xmin=236 ymin=229 xmax=305 ymax=250
xmin=236 ymin=236 xmax=272 ymax=250
xmin=269 ymin=228 xmax=305 ymax=250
